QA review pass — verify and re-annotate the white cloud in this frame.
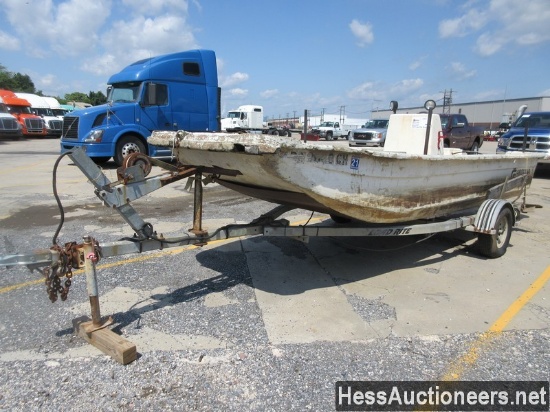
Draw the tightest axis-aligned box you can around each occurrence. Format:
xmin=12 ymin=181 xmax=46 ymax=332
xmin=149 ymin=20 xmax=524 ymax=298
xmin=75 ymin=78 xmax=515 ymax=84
xmin=121 ymin=0 xmax=189 ymax=14
xmin=220 ymin=72 xmax=249 ymax=88
xmin=2 ymin=0 xmax=197 ymax=73
xmin=106 ymin=15 xmax=194 ymax=55
xmin=226 ymin=88 xmax=248 ymax=97
xmin=349 ymin=19 xmax=374 ymax=47
xmin=81 ymin=53 xmax=118 ymax=77
xmin=447 ymin=62 xmax=477 ymax=80
xmin=38 ymin=73 xmax=57 ymax=89
xmin=347 ymin=79 xmax=423 ymax=104
xmin=0 ymin=30 xmax=20 ymax=51
xmin=79 ymin=12 xmax=197 ymax=76
xmin=389 ymin=78 xmax=424 ymax=95
xmin=409 ymin=56 xmax=427 ymax=71
xmin=440 ymin=0 xmax=550 ymax=56
xmin=347 ymin=81 xmax=381 ymax=100
xmin=260 ymin=89 xmax=279 ymax=99
xmin=439 ymin=8 xmax=487 ymax=38
xmin=2 ymin=0 xmax=111 ymax=58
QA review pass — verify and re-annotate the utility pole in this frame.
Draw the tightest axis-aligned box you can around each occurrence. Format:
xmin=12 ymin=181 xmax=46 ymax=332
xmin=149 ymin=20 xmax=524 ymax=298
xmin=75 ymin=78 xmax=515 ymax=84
xmin=441 ymin=89 xmax=454 ymax=115
xmin=339 ymin=106 xmax=345 ymax=123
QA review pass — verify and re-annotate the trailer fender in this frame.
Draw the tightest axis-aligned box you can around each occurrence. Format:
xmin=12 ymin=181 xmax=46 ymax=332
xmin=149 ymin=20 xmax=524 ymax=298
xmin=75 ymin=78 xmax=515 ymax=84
xmin=473 ymin=199 xmax=516 ymax=234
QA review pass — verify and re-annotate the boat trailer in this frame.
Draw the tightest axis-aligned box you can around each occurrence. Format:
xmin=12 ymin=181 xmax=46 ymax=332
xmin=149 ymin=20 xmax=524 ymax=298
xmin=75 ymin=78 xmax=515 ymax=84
xmin=0 ymin=148 xmax=535 ymax=364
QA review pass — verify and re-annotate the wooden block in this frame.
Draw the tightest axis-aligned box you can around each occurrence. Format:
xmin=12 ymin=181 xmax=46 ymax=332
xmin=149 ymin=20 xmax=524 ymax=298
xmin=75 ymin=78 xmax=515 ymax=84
xmin=73 ymin=316 xmax=137 ymax=365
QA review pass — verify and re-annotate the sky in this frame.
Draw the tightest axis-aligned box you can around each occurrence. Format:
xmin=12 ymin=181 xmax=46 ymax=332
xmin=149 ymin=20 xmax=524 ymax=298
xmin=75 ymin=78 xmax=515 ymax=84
xmin=1 ymin=0 xmax=549 ymax=121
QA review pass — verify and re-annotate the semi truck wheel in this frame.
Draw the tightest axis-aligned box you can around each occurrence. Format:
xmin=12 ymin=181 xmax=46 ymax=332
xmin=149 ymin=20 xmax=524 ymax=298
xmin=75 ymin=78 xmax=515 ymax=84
xmin=115 ymin=135 xmax=146 ymax=166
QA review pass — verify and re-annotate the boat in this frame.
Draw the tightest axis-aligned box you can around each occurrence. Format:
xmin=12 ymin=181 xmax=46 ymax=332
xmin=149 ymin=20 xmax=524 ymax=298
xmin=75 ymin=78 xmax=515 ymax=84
xmin=148 ymin=112 xmax=546 ymax=224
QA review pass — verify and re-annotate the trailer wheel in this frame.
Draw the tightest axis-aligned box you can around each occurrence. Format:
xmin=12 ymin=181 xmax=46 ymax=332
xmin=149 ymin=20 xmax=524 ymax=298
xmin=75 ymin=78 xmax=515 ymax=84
xmin=477 ymin=207 xmax=513 ymax=258
xmin=115 ymin=135 xmax=146 ymax=166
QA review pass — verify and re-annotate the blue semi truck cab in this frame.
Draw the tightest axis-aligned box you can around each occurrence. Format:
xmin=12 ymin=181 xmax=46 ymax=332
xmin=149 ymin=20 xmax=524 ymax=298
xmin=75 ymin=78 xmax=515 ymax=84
xmin=60 ymin=49 xmax=220 ymax=165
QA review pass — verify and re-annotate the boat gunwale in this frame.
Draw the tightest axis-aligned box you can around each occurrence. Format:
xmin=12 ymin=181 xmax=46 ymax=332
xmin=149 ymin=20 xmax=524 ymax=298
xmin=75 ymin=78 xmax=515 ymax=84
xmin=149 ymin=130 xmax=547 ymax=162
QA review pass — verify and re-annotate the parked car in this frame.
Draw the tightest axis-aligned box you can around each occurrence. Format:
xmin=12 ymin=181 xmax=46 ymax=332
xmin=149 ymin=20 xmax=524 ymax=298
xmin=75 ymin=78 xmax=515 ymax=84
xmin=348 ymin=119 xmax=389 ymax=147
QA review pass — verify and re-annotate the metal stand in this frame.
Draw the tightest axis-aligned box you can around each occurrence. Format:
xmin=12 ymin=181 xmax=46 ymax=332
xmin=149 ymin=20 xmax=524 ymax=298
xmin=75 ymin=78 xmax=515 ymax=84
xmin=72 ymin=236 xmax=136 ymax=365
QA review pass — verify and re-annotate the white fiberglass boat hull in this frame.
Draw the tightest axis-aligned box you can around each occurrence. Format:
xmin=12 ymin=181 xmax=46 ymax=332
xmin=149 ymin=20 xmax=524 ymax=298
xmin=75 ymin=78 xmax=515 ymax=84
xmin=149 ymin=131 xmax=543 ymax=224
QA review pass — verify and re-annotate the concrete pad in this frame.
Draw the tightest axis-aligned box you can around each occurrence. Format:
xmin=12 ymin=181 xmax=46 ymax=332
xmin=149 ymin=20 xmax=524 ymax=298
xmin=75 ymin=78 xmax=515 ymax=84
xmin=307 ymin=231 xmax=550 ymax=337
xmin=242 ymin=238 xmax=375 ymax=344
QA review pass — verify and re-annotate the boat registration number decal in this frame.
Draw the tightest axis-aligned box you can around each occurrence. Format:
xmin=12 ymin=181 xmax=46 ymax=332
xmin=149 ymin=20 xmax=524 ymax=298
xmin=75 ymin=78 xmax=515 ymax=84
xmin=511 ymin=168 xmax=530 ymax=178
xmin=306 ymin=152 xmax=350 ymax=166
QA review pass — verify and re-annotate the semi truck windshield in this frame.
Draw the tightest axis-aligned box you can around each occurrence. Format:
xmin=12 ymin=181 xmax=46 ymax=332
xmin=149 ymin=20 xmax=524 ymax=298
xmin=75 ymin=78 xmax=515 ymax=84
xmin=107 ymin=82 xmax=142 ymax=103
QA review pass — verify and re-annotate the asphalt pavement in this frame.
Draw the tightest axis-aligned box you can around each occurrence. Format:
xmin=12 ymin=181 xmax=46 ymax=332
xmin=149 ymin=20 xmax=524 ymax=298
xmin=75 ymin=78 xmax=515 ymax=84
xmin=0 ymin=136 xmax=548 ymax=411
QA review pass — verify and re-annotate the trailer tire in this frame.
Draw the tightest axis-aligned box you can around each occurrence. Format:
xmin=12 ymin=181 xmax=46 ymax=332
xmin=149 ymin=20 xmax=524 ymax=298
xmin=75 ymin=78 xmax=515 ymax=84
xmin=115 ymin=135 xmax=146 ymax=167
xmin=477 ymin=207 xmax=513 ymax=258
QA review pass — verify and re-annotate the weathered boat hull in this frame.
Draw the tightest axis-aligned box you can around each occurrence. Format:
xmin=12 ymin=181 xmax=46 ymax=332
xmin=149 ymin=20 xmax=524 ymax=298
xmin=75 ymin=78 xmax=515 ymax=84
xmin=149 ymin=131 xmax=543 ymax=223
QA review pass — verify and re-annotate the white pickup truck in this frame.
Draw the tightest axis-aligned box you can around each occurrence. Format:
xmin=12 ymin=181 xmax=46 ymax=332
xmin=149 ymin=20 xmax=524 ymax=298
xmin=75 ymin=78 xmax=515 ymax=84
xmin=312 ymin=121 xmax=358 ymax=140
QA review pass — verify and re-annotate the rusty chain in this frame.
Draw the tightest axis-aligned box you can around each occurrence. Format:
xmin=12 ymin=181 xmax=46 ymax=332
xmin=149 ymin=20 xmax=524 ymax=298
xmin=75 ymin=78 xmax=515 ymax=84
xmin=43 ymin=240 xmax=100 ymax=303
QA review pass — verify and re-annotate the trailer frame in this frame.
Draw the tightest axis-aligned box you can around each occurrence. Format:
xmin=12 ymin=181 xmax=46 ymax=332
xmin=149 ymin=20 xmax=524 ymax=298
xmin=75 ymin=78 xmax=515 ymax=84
xmin=0 ymin=148 xmax=534 ymax=363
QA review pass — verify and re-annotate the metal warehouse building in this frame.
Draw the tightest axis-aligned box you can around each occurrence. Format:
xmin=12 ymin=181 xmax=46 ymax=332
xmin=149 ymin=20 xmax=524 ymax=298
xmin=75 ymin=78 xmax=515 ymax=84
xmin=372 ymin=96 xmax=550 ymax=131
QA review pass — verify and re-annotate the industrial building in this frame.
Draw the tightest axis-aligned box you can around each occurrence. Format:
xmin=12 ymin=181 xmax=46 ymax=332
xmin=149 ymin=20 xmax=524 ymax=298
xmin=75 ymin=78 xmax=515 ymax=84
xmin=371 ymin=96 xmax=550 ymax=131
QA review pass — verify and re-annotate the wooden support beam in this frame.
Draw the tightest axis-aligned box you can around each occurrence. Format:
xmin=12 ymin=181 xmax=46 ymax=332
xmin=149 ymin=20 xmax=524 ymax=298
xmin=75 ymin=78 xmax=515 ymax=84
xmin=73 ymin=316 xmax=137 ymax=365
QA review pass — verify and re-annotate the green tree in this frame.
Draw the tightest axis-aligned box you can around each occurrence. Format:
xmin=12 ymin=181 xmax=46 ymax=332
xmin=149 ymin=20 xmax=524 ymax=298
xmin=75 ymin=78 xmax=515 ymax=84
xmin=0 ymin=65 xmax=35 ymax=92
xmin=64 ymin=92 xmax=90 ymax=103
xmin=0 ymin=64 xmax=15 ymax=90
xmin=11 ymin=73 xmax=35 ymax=92
xmin=88 ymin=90 xmax=107 ymax=105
